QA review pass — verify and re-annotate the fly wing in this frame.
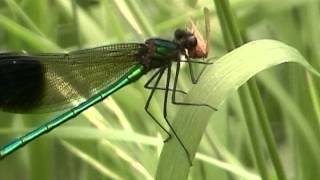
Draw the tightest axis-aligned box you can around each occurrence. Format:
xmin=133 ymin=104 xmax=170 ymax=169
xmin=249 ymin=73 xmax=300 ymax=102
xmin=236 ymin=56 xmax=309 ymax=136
xmin=187 ymin=8 xmax=211 ymax=58
xmin=0 ymin=43 xmax=146 ymax=113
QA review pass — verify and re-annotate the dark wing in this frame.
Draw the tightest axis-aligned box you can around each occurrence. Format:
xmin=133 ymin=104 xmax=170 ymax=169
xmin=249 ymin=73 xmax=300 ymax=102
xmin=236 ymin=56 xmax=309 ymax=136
xmin=0 ymin=43 xmax=146 ymax=113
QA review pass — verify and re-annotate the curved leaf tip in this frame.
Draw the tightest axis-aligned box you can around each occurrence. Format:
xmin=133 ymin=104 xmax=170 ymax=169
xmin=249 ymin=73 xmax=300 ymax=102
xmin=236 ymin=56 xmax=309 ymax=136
xmin=155 ymin=39 xmax=319 ymax=180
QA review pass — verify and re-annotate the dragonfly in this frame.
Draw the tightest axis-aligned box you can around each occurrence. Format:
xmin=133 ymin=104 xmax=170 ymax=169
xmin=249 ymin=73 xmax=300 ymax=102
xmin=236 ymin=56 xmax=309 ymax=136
xmin=0 ymin=8 xmax=215 ymax=164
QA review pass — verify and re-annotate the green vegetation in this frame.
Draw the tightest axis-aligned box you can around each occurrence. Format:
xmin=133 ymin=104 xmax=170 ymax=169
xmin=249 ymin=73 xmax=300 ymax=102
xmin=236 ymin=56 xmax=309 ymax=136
xmin=0 ymin=0 xmax=319 ymax=180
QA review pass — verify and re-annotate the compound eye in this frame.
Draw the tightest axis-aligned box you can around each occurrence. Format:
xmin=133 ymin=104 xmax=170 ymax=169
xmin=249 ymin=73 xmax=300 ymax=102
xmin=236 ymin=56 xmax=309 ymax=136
xmin=174 ymin=29 xmax=187 ymax=40
xmin=185 ymin=36 xmax=197 ymax=49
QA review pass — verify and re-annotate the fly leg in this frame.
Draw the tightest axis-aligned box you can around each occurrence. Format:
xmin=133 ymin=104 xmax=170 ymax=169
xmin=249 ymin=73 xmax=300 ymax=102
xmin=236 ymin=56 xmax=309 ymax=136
xmin=181 ymin=56 xmax=216 ymax=84
xmin=172 ymin=61 xmax=217 ymax=111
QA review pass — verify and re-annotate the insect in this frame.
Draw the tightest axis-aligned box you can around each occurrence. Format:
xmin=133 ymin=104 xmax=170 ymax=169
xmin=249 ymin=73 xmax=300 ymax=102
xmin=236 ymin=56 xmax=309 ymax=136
xmin=0 ymin=8 xmax=214 ymax=164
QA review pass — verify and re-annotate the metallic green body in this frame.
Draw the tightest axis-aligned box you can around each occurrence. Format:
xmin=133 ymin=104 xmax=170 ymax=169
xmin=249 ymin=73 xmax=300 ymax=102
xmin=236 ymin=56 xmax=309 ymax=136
xmin=151 ymin=39 xmax=179 ymax=61
xmin=0 ymin=64 xmax=145 ymax=159
xmin=0 ymin=38 xmax=186 ymax=160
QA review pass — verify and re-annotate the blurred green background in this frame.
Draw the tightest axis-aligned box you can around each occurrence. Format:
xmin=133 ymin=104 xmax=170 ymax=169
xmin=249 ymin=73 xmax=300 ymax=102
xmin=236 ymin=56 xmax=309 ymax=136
xmin=0 ymin=0 xmax=320 ymax=180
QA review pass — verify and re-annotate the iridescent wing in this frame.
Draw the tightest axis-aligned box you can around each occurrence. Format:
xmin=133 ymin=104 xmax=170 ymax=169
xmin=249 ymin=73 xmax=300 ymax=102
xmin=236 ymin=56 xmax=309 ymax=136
xmin=0 ymin=43 xmax=146 ymax=113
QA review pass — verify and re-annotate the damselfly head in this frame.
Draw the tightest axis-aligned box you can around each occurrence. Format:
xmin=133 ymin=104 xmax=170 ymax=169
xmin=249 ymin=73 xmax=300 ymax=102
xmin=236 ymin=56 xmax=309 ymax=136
xmin=174 ymin=8 xmax=211 ymax=59
xmin=174 ymin=28 xmax=197 ymax=51
xmin=186 ymin=20 xmax=208 ymax=59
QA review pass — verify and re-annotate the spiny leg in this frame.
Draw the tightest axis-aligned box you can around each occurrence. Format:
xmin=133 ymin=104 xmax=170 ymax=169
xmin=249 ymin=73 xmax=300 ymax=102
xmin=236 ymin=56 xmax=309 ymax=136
xmin=146 ymin=57 xmax=215 ymax=97
xmin=184 ymin=56 xmax=216 ymax=84
xmin=163 ymin=64 xmax=193 ymax=165
xmin=144 ymin=69 xmax=187 ymax=94
xmin=172 ymin=62 xmax=217 ymax=111
xmin=144 ymin=68 xmax=172 ymax=142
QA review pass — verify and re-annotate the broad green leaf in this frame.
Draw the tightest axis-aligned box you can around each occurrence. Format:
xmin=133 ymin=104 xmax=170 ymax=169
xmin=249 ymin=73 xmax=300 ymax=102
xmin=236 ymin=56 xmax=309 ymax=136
xmin=155 ymin=39 xmax=320 ymax=180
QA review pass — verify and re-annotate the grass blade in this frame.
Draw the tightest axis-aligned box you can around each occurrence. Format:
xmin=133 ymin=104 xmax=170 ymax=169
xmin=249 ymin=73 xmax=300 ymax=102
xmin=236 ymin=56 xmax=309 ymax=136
xmin=155 ymin=39 xmax=319 ymax=179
